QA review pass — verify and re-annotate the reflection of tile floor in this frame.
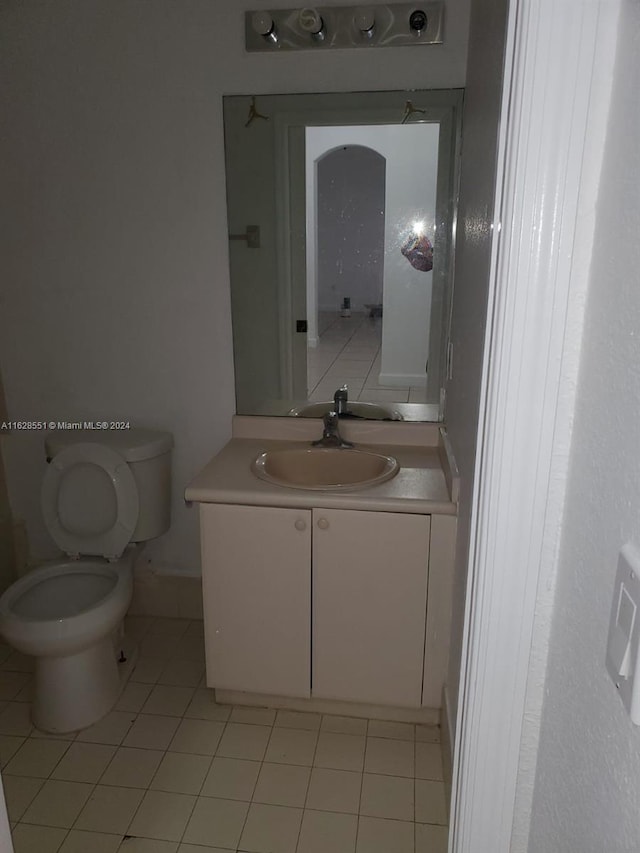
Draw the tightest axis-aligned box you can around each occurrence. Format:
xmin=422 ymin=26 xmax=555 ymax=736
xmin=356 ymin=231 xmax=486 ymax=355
xmin=1 ymin=616 xmax=449 ymax=852
xmin=308 ymin=312 xmax=430 ymax=405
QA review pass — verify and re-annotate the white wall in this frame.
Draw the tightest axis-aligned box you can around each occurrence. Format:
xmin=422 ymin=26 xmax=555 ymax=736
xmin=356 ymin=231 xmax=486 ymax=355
xmin=306 ymin=123 xmax=439 ymax=384
xmin=528 ymin=3 xmax=640 ymax=849
xmin=0 ymin=449 xmax=16 ymax=596
xmin=443 ymin=0 xmax=509 ymax=731
xmin=0 ymin=0 xmax=470 ymax=574
xmin=379 ymin=124 xmax=439 ymax=387
xmin=0 ymin=374 xmax=16 ymax=594
xmin=316 ymin=146 xmax=385 ymax=313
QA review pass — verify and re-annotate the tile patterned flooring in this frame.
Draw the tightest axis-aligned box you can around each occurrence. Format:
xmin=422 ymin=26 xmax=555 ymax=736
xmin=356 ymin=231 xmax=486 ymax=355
xmin=0 ymin=616 xmax=449 ymax=853
xmin=307 ymin=313 xmax=430 ymax=405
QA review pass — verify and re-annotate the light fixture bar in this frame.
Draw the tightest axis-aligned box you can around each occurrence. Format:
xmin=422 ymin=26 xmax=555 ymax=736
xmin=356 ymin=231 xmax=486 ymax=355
xmin=245 ymin=3 xmax=444 ymax=52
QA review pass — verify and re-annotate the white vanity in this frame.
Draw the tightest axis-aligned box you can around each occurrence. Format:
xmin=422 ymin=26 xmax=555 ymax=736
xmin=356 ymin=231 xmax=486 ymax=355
xmin=185 ymin=416 xmax=458 ymax=723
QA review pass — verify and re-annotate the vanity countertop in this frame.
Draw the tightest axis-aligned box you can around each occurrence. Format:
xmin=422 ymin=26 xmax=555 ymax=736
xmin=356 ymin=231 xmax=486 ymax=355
xmin=185 ymin=434 xmax=457 ymax=516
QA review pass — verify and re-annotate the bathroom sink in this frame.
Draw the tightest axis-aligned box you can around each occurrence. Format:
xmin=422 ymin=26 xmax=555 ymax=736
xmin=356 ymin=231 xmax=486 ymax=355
xmin=251 ymin=447 xmax=399 ymax=491
xmin=288 ymin=401 xmax=403 ymax=421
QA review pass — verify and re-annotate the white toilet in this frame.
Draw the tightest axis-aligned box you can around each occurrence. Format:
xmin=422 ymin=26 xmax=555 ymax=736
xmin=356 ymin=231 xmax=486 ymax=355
xmin=0 ymin=428 xmax=173 ymax=733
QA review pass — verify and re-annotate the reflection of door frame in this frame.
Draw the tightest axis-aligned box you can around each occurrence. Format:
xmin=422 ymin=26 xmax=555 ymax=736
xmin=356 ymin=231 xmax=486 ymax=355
xmin=451 ymin=0 xmax=620 ymax=850
xmin=273 ymin=92 xmax=463 ymax=405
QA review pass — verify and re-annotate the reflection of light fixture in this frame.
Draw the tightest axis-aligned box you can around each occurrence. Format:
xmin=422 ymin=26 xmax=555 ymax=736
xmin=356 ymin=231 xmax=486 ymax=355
xmin=353 ymin=6 xmax=376 ymax=37
xmin=412 ymin=220 xmax=426 ymax=236
xmin=251 ymin=10 xmax=279 ymax=44
xmin=299 ymin=7 xmax=326 ymax=41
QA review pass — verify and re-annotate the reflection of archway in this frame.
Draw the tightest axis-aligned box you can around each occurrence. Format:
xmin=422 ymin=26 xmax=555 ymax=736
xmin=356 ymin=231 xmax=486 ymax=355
xmin=303 ymin=121 xmax=442 ymax=399
xmin=316 ymin=145 xmax=386 ymax=315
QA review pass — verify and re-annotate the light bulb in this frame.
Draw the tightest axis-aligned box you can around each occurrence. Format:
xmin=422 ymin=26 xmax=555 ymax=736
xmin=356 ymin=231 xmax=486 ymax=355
xmin=299 ymin=8 xmax=325 ymax=37
xmin=251 ymin=10 xmax=276 ymax=38
xmin=354 ymin=6 xmax=375 ymax=35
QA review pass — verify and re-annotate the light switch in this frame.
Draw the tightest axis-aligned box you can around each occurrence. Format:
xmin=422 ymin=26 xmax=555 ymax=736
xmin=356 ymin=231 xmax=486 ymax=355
xmin=606 ymin=542 xmax=640 ymax=724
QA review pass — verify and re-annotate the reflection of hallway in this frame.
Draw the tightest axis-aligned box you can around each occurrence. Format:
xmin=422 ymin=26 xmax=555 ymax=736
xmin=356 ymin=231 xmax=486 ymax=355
xmin=307 ymin=312 xmax=429 ymax=404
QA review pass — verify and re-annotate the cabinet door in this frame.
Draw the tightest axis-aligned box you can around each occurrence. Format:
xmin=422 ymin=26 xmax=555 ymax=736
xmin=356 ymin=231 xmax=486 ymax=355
xmin=200 ymin=504 xmax=311 ymax=698
xmin=312 ymin=509 xmax=430 ymax=708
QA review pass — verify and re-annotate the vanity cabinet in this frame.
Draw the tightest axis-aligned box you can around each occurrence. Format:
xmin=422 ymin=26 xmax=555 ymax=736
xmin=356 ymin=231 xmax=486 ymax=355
xmin=200 ymin=503 xmax=432 ymax=708
xmin=200 ymin=504 xmax=311 ymax=698
xmin=312 ymin=508 xmax=429 ymax=707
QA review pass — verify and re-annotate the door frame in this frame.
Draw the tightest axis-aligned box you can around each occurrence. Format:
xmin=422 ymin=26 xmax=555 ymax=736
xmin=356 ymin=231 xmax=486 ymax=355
xmin=451 ymin=0 xmax=620 ymax=850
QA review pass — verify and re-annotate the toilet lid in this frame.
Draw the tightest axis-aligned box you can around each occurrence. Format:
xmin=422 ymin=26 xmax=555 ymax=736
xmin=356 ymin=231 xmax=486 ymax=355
xmin=41 ymin=443 xmax=139 ymax=559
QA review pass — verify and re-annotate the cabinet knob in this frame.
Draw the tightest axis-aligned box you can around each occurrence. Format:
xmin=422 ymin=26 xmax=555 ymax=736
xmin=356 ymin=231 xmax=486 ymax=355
xmin=294 ymin=519 xmax=307 ymax=532
xmin=317 ymin=517 xmax=330 ymax=530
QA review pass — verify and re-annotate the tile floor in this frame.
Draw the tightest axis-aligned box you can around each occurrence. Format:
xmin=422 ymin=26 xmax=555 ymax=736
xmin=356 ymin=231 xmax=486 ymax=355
xmin=307 ymin=312 xmax=430 ymax=405
xmin=0 ymin=616 xmax=448 ymax=853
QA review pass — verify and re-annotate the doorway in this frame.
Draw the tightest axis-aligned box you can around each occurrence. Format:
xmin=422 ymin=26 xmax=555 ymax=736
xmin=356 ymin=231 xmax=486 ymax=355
xmin=305 ymin=123 xmax=442 ymax=409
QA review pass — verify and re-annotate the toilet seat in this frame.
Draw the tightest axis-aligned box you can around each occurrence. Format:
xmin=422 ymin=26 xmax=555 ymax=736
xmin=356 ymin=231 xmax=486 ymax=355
xmin=41 ymin=443 xmax=139 ymax=559
xmin=7 ymin=562 xmax=118 ymax=621
xmin=0 ymin=555 xmax=134 ymax=660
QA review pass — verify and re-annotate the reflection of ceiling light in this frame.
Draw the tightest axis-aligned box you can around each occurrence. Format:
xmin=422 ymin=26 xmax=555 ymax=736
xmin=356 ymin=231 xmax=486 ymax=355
xmin=412 ymin=220 xmax=426 ymax=236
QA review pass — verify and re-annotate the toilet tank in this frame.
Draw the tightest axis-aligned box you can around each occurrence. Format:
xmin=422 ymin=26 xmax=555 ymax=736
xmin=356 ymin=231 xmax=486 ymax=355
xmin=44 ymin=428 xmax=173 ymax=543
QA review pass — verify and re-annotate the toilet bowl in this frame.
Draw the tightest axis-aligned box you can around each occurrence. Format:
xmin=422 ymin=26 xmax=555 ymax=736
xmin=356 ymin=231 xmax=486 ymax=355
xmin=0 ymin=428 xmax=173 ymax=733
xmin=0 ymin=552 xmax=135 ymax=732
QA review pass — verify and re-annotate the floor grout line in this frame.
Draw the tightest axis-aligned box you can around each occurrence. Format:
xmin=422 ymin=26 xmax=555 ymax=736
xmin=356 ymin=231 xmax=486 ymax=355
xmin=355 ymin=738 xmax=367 ymax=853
xmin=8 ymin=617 xmax=447 ymax=853
xmin=309 ymin=312 xmax=424 ymax=407
xmin=294 ymin=719 xmax=321 ymax=852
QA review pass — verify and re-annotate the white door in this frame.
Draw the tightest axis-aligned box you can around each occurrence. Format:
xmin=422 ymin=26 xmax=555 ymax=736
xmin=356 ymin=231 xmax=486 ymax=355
xmin=312 ymin=508 xmax=430 ymax=707
xmin=200 ymin=504 xmax=311 ymax=698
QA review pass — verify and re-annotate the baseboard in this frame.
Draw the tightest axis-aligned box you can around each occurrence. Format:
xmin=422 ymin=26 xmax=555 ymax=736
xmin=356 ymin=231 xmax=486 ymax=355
xmin=378 ymin=372 xmax=428 ymax=387
xmin=129 ymin=565 xmax=203 ymax=620
xmin=216 ymin=689 xmax=440 ymax=725
xmin=441 ymin=683 xmax=454 ymax=814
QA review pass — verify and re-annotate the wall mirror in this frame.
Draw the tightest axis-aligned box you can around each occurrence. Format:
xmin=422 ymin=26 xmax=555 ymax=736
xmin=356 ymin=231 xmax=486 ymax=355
xmin=224 ymin=89 xmax=462 ymax=422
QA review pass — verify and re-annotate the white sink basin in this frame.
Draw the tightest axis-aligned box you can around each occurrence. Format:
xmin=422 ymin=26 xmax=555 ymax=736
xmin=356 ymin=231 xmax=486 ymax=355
xmin=288 ymin=401 xmax=403 ymax=421
xmin=251 ymin=447 xmax=399 ymax=491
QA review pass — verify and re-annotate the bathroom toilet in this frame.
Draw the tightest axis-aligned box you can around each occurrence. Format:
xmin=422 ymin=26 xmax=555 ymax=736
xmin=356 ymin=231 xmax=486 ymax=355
xmin=0 ymin=428 xmax=173 ymax=733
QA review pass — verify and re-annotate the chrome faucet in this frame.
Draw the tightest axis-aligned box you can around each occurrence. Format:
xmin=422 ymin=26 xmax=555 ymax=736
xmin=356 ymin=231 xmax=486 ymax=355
xmin=312 ymin=411 xmax=353 ymax=448
xmin=333 ymin=384 xmax=349 ymax=415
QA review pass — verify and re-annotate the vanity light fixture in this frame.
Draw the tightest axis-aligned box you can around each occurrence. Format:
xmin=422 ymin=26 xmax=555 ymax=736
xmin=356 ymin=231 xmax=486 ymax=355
xmin=245 ymin=3 xmax=444 ymax=52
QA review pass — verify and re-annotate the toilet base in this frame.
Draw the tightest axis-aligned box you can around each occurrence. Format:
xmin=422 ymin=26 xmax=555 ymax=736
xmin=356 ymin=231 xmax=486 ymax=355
xmin=32 ymin=635 xmax=138 ymax=734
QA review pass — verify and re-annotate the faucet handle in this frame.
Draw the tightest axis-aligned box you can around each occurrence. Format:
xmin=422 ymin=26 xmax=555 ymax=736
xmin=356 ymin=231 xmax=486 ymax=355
xmin=334 ymin=385 xmax=349 ymax=415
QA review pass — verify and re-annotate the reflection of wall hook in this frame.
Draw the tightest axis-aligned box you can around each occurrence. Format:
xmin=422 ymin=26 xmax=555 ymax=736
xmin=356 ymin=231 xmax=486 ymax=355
xmin=245 ymin=96 xmax=270 ymax=127
xmin=402 ymin=100 xmax=427 ymax=124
